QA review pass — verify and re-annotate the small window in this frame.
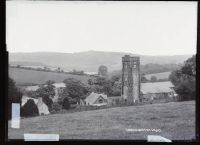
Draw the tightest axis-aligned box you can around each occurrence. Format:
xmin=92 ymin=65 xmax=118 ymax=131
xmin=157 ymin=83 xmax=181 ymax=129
xmin=99 ymin=99 xmax=103 ymax=103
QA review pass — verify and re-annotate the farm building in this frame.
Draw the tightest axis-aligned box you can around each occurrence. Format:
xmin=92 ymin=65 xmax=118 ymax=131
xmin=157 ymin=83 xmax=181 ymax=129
xmin=83 ymin=92 xmax=108 ymax=106
xmin=140 ymin=81 xmax=177 ymax=103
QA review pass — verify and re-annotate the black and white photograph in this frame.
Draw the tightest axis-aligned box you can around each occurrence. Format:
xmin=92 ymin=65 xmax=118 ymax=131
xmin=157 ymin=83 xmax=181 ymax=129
xmin=6 ymin=1 xmax=197 ymax=142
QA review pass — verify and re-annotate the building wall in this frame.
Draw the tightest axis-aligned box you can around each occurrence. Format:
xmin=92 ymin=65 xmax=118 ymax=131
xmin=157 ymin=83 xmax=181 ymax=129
xmin=141 ymin=92 xmax=175 ymax=104
xmin=122 ymin=55 xmax=140 ymax=104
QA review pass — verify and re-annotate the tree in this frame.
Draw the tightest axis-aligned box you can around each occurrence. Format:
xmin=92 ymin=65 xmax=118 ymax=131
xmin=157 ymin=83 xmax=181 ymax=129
xmin=111 ymin=81 xmax=121 ymax=96
xmin=150 ymin=76 xmax=157 ymax=82
xmin=8 ymin=77 xmax=23 ymax=120
xmin=98 ymin=65 xmax=108 ymax=76
xmin=88 ymin=79 xmax=93 ymax=85
xmin=35 ymin=80 xmax=55 ymax=110
xmin=21 ymin=99 xmax=39 ymax=117
xmin=62 ymin=97 xmax=70 ymax=110
xmin=92 ymin=77 xmax=113 ymax=96
xmin=63 ymin=78 xmax=89 ymax=104
xmin=169 ymin=55 xmax=196 ymax=101
xmin=141 ymin=73 xmax=148 ymax=83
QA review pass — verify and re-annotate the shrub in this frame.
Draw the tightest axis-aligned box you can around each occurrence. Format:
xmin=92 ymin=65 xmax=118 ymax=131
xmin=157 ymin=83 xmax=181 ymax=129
xmin=62 ymin=97 xmax=70 ymax=110
xmin=51 ymin=102 xmax=62 ymax=113
xmin=8 ymin=77 xmax=23 ymax=120
xmin=21 ymin=99 xmax=39 ymax=117
xmin=42 ymin=95 xmax=53 ymax=111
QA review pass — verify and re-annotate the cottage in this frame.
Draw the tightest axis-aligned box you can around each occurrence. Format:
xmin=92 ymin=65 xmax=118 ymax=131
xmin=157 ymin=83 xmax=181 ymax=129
xmin=84 ymin=92 xmax=108 ymax=106
xmin=140 ymin=81 xmax=177 ymax=103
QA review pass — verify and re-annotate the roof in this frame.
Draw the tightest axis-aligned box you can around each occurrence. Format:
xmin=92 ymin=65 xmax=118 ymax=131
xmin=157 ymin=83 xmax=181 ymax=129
xmin=85 ymin=92 xmax=108 ymax=104
xmin=21 ymin=95 xmax=39 ymax=106
xmin=141 ymin=81 xmax=174 ymax=94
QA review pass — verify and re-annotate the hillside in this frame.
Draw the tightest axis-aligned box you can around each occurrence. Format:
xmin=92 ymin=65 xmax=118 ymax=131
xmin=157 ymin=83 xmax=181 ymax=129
xmin=9 ymin=51 xmax=192 ymax=72
xmin=9 ymin=67 xmax=95 ymax=86
xmin=145 ymin=72 xmax=171 ymax=80
xmin=8 ymin=101 xmax=195 ymax=140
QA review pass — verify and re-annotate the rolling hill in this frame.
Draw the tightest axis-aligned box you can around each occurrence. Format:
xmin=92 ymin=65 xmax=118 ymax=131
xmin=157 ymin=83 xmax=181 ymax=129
xmin=9 ymin=51 xmax=192 ymax=72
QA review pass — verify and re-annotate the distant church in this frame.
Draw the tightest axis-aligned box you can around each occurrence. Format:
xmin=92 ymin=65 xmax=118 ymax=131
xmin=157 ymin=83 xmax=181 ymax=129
xmin=121 ymin=55 xmax=140 ymax=104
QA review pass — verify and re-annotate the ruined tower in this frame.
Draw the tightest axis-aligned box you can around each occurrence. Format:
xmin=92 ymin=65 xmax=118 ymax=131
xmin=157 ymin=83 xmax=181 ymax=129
xmin=121 ymin=55 xmax=140 ymax=104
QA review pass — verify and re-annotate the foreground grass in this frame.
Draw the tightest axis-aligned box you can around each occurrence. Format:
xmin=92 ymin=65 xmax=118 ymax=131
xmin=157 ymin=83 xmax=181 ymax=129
xmin=8 ymin=101 xmax=195 ymax=140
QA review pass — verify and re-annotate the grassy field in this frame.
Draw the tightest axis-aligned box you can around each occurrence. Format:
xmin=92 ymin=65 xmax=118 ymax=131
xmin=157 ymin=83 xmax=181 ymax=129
xmin=145 ymin=71 xmax=171 ymax=80
xmin=9 ymin=67 xmax=95 ymax=85
xmin=8 ymin=101 xmax=195 ymax=141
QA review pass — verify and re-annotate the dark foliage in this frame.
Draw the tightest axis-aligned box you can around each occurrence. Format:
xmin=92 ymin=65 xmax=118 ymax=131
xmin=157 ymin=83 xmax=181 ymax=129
xmin=8 ymin=77 xmax=23 ymax=120
xmin=62 ymin=97 xmax=70 ymax=110
xmin=21 ymin=99 xmax=39 ymax=117
xmin=51 ymin=102 xmax=62 ymax=113
xmin=98 ymin=65 xmax=108 ymax=76
xmin=63 ymin=78 xmax=89 ymax=102
xmin=169 ymin=55 xmax=195 ymax=101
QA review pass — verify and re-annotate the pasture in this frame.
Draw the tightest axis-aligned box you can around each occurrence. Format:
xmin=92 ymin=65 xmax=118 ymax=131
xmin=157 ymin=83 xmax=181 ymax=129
xmin=9 ymin=67 xmax=95 ymax=86
xmin=8 ymin=101 xmax=195 ymax=140
xmin=145 ymin=71 xmax=171 ymax=80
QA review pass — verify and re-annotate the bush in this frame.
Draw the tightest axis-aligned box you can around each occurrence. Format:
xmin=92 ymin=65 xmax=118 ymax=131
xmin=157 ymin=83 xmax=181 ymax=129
xmin=62 ymin=97 xmax=70 ymax=110
xmin=8 ymin=77 xmax=23 ymax=120
xmin=51 ymin=102 xmax=62 ymax=113
xmin=42 ymin=95 xmax=53 ymax=111
xmin=21 ymin=99 xmax=39 ymax=117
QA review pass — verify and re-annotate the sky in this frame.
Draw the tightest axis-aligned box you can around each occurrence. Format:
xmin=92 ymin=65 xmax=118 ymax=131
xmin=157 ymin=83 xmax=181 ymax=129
xmin=6 ymin=1 xmax=197 ymax=55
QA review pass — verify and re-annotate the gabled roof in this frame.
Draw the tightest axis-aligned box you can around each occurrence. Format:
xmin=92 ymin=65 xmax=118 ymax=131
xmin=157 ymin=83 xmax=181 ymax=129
xmin=85 ymin=92 xmax=108 ymax=104
xmin=141 ymin=81 xmax=174 ymax=94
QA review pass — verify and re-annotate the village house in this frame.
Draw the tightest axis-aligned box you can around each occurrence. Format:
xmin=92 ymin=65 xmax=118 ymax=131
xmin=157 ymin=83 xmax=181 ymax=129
xmin=140 ymin=81 xmax=177 ymax=103
xmin=83 ymin=92 xmax=108 ymax=106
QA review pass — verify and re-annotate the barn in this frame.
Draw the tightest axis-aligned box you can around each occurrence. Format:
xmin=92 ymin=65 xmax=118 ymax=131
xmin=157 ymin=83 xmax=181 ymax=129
xmin=140 ymin=81 xmax=177 ymax=103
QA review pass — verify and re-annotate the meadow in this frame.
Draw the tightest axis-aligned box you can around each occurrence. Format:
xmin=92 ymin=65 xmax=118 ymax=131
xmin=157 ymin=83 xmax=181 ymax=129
xmin=9 ymin=67 xmax=95 ymax=86
xmin=8 ymin=101 xmax=195 ymax=140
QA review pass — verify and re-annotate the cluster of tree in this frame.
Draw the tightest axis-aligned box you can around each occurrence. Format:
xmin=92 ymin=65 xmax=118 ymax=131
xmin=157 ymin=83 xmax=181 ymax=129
xmin=8 ymin=77 xmax=23 ymax=120
xmin=58 ymin=78 xmax=90 ymax=109
xmin=169 ymin=55 xmax=196 ymax=101
xmin=88 ymin=75 xmax=121 ymax=97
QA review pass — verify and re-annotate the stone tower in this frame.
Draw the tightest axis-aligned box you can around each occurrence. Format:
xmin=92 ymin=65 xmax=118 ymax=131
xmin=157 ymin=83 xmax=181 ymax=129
xmin=121 ymin=55 xmax=140 ymax=104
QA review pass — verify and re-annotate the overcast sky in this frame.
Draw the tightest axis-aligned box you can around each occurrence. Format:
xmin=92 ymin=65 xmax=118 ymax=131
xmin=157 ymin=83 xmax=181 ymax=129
xmin=6 ymin=1 xmax=197 ymax=55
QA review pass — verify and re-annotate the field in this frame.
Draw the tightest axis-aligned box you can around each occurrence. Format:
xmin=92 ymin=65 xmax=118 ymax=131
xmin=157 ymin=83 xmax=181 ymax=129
xmin=8 ymin=101 xmax=195 ymax=141
xmin=145 ymin=71 xmax=171 ymax=80
xmin=9 ymin=67 xmax=95 ymax=85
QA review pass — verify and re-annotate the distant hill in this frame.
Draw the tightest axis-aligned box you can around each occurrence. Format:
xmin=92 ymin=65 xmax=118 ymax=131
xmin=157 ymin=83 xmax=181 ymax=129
xmin=9 ymin=51 xmax=192 ymax=72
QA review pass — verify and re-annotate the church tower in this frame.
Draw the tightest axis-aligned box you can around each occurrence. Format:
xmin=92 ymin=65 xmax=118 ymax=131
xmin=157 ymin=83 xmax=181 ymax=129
xmin=121 ymin=55 xmax=140 ymax=104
